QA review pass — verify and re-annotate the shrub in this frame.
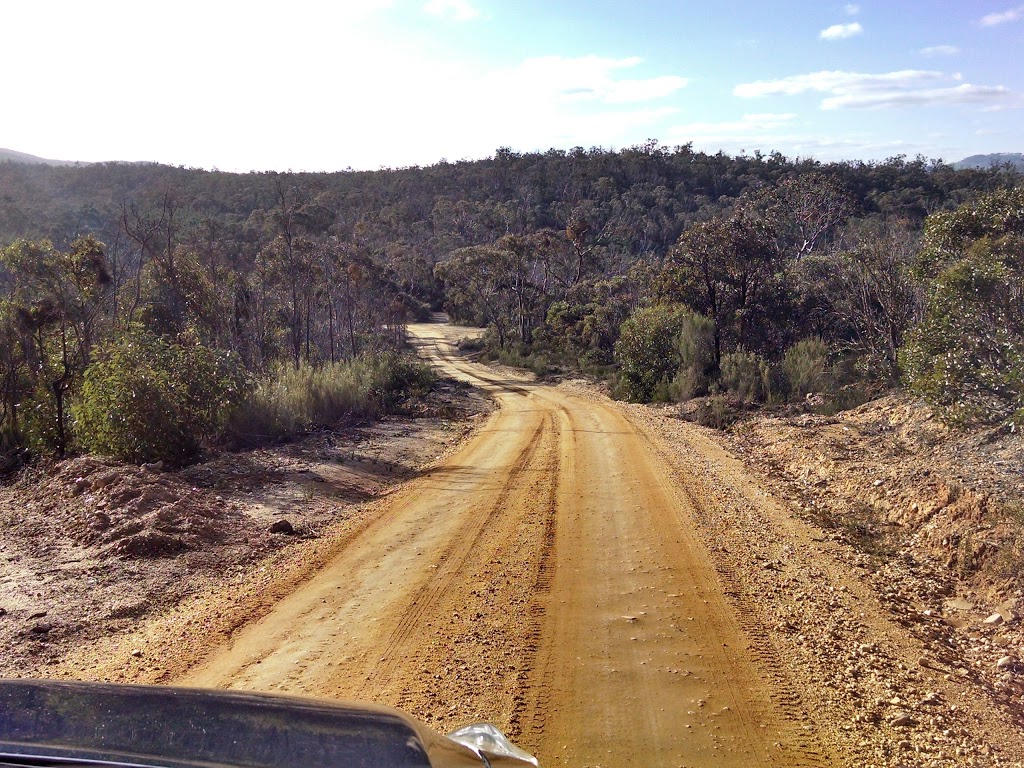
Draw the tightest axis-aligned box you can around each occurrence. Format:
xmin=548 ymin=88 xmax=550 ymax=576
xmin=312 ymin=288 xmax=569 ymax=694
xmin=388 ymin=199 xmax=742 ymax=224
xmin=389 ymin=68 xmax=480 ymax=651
xmin=719 ymin=349 xmax=767 ymax=403
xmin=670 ymin=313 xmax=717 ymax=402
xmin=614 ymin=305 xmax=689 ymax=401
xmin=900 ymin=188 xmax=1024 ymax=426
xmin=227 ymin=354 xmax=434 ymax=440
xmin=496 ymin=345 xmax=551 ymax=377
xmin=74 ymin=332 xmax=247 ymax=465
xmin=783 ymin=337 xmax=830 ymax=401
xmin=689 ymin=395 xmax=735 ymax=429
xmin=900 ymin=252 xmax=1024 ymax=426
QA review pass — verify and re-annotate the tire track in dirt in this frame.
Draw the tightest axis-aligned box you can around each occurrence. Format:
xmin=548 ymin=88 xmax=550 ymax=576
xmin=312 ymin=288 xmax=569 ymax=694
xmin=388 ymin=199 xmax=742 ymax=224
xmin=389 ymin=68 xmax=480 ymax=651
xmin=623 ymin=422 xmax=831 ymax=766
xmin=672 ymin=480 xmax=831 ymax=767
xmin=504 ymin=406 xmax=565 ymax=744
xmin=382 ymin=409 xmax=564 ymax=726
xmin=351 ymin=414 xmax=550 ymax=701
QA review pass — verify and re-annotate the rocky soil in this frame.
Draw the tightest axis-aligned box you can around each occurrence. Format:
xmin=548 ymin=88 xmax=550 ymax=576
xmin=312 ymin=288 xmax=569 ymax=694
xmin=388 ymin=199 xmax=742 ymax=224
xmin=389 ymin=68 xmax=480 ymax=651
xmin=608 ymin=387 xmax=1024 ymax=768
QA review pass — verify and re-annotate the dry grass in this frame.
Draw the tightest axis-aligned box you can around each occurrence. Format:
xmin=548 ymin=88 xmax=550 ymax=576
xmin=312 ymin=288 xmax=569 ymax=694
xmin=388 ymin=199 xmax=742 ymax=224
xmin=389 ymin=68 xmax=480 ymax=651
xmin=227 ymin=355 xmax=433 ymax=441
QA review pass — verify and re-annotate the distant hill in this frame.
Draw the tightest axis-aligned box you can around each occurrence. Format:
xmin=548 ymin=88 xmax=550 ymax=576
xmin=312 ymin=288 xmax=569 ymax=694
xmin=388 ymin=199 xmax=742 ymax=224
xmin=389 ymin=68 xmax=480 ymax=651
xmin=0 ymin=148 xmax=88 ymax=167
xmin=954 ymin=152 xmax=1024 ymax=171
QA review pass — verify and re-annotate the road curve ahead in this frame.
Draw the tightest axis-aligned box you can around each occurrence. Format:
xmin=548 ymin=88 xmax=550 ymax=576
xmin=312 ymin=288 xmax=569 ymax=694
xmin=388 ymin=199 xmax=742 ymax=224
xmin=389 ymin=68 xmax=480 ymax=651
xmin=179 ymin=320 xmax=829 ymax=768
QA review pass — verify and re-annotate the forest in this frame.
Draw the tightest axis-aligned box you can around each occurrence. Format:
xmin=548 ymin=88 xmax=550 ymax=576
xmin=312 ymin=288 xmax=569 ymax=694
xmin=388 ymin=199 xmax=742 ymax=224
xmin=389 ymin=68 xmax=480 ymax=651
xmin=0 ymin=143 xmax=1021 ymax=468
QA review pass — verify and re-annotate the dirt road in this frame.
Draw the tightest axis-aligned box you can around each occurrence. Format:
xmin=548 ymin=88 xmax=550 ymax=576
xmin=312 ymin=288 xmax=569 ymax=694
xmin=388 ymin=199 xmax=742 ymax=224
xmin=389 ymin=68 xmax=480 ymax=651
xmin=178 ymin=321 xmax=829 ymax=767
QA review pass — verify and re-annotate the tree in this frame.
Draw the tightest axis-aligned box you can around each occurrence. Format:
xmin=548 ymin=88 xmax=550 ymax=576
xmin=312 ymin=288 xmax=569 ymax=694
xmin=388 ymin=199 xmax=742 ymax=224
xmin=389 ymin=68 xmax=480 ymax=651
xmin=74 ymin=330 xmax=247 ymax=465
xmin=0 ymin=237 xmax=111 ymax=455
xmin=436 ymin=246 xmax=518 ymax=347
xmin=658 ymin=214 xmax=779 ymax=367
xmin=807 ymin=219 xmax=922 ymax=380
xmin=758 ymin=173 xmax=856 ymax=259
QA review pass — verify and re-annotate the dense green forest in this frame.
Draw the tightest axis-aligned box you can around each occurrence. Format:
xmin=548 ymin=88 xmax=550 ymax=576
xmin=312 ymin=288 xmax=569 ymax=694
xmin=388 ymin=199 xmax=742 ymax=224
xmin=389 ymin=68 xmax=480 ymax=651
xmin=1 ymin=143 xmax=1021 ymax=467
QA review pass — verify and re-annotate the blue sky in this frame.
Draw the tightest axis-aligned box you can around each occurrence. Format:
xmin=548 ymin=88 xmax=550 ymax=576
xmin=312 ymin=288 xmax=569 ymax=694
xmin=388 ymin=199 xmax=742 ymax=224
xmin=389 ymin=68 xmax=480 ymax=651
xmin=3 ymin=0 xmax=1022 ymax=170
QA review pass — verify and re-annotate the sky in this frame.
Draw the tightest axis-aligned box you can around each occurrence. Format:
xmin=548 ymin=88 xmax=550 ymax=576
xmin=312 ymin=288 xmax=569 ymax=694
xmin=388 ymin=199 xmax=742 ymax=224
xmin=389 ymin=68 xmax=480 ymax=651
xmin=2 ymin=0 xmax=1022 ymax=171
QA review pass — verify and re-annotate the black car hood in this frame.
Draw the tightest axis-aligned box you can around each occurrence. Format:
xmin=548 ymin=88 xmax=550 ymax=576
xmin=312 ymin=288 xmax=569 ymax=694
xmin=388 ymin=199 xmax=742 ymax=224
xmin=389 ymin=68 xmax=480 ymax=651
xmin=0 ymin=680 xmax=484 ymax=768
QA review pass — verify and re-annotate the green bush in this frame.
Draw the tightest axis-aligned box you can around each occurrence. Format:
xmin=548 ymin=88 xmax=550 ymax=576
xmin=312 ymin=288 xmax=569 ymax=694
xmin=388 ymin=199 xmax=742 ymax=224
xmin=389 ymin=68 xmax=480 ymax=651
xmin=783 ymin=337 xmax=830 ymax=401
xmin=690 ymin=395 xmax=734 ymax=429
xmin=227 ymin=354 xmax=434 ymax=440
xmin=74 ymin=332 xmax=247 ymax=465
xmin=719 ymin=349 xmax=768 ymax=403
xmin=901 ymin=252 xmax=1024 ymax=426
xmin=900 ymin=188 xmax=1024 ymax=427
xmin=669 ymin=313 xmax=717 ymax=402
xmin=613 ymin=305 xmax=689 ymax=401
xmin=496 ymin=345 xmax=551 ymax=377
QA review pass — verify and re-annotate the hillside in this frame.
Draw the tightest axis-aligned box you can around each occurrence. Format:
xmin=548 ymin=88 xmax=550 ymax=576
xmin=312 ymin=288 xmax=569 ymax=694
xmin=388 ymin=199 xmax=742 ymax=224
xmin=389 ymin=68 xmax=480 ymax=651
xmin=955 ymin=152 xmax=1024 ymax=171
xmin=0 ymin=147 xmax=88 ymax=167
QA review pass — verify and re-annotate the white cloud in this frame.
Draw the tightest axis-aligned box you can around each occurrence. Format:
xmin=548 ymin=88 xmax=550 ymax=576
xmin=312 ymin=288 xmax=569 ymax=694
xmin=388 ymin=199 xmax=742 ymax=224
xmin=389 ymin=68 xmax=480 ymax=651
xmin=495 ymin=56 xmax=688 ymax=105
xmin=424 ymin=0 xmax=480 ymax=21
xmin=979 ymin=5 xmax=1024 ymax=25
xmin=820 ymin=22 xmax=863 ymax=40
xmin=919 ymin=45 xmax=960 ymax=57
xmin=735 ymin=70 xmax=943 ymax=98
xmin=845 ymin=4 xmax=861 ymax=14
xmin=822 ymin=83 xmax=1011 ymax=109
xmin=735 ymin=69 xmax=1013 ymax=111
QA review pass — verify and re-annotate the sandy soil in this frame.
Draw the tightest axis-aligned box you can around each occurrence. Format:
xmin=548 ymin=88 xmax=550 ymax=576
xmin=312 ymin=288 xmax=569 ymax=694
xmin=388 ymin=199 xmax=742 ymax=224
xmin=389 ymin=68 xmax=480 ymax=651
xmin=8 ymin=320 xmax=1024 ymax=767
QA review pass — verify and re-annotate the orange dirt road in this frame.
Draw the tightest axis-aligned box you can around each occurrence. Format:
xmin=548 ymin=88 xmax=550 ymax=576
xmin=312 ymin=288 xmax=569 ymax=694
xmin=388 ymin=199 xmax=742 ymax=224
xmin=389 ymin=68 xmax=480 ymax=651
xmin=178 ymin=321 xmax=830 ymax=768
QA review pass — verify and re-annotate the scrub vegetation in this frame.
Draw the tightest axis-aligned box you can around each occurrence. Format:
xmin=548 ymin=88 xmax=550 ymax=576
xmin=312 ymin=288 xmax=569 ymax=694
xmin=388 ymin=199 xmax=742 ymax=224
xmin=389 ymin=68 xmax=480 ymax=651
xmin=0 ymin=146 xmax=1020 ymax=467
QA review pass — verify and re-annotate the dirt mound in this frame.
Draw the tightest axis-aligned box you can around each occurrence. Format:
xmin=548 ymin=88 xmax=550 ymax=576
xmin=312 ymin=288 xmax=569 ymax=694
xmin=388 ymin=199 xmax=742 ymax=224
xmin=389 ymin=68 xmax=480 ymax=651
xmin=11 ymin=457 xmax=247 ymax=559
xmin=716 ymin=393 xmax=1024 ymax=735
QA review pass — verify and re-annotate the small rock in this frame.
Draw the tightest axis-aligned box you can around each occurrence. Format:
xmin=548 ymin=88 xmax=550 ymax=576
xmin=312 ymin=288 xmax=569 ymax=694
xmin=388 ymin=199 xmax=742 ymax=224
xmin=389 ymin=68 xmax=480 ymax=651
xmin=92 ymin=472 xmax=118 ymax=489
xmin=984 ymin=613 xmax=1004 ymax=625
xmin=891 ymin=712 xmax=917 ymax=727
xmin=269 ymin=519 xmax=295 ymax=535
xmin=0 ymin=607 xmax=6 ymax=617
xmin=141 ymin=461 xmax=165 ymax=473
xmin=996 ymin=656 xmax=1014 ymax=669
xmin=30 ymin=623 xmax=52 ymax=635
xmin=28 ymin=611 xmax=47 ymax=620
xmin=131 ymin=649 xmax=143 ymax=658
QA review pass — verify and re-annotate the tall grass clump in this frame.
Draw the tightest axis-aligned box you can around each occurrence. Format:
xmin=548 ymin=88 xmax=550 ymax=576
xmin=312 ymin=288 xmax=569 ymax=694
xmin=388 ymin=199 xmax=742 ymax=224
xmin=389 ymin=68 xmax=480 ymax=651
xmin=719 ymin=349 xmax=768 ymax=403
xmin=228 ymin=354 xmax=434 ymax=440
xmin=669 ymin=312 xmax=717 ymax=402
xmin=783 ymin=337 xmax=831 ymax=401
